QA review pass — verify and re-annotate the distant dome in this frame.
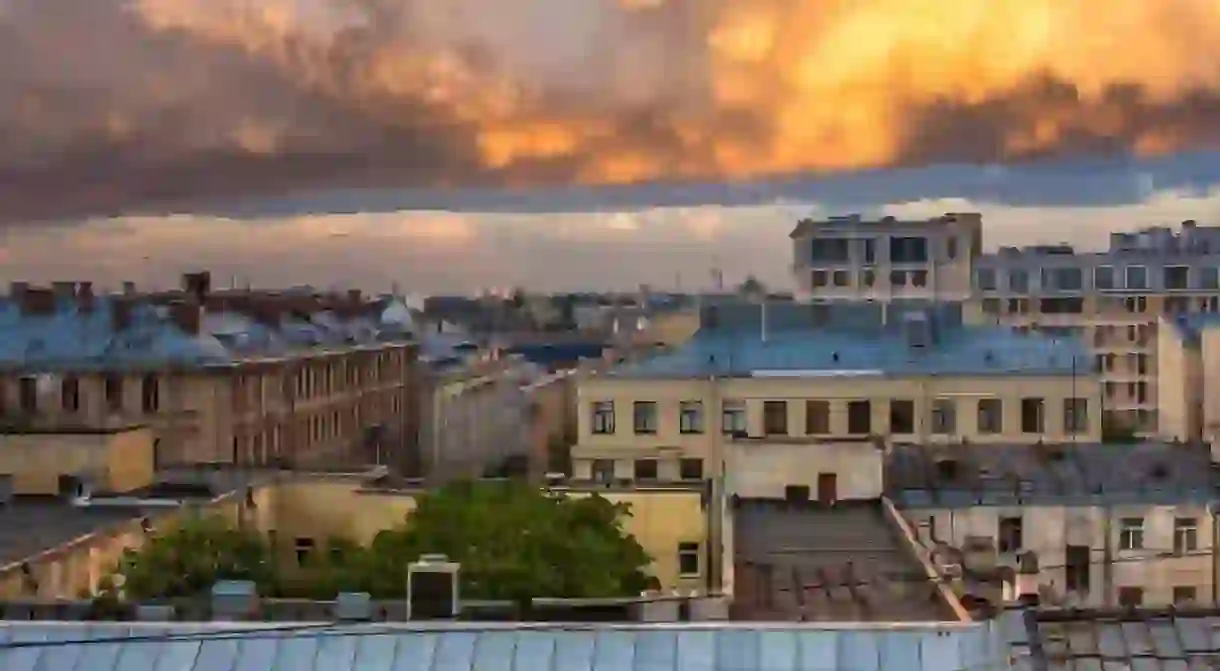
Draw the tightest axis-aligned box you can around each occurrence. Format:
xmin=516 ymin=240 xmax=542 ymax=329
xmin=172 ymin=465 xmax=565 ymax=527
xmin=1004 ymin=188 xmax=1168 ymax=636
xmin=380 ymin=301 xmax=415 ymax=330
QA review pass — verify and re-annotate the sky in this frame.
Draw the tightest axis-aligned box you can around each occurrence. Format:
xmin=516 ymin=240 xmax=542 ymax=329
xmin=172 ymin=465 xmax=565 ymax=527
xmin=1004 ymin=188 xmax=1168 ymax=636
xmin=4 ymin=0 xmax=1220 ymax=292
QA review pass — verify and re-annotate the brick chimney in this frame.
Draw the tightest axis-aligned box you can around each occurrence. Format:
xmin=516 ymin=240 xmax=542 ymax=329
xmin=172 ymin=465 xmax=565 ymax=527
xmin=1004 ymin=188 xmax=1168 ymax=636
xmin=169 ymin=300 xmax=202 ymax=335
xmin=122 ymin=281 xmax=137 ymax=296
xmin=20 ymin=288 xmax=57 ymax=316
xmin=111 ymin=298 xmax=133 ymax=331
xmin=8 ymin=282 xmax=29 ymax=305
xmin=77 ymin=282 xmax=95 ymax=313
xmin=182 ymin=271 xmax=212 ymax=304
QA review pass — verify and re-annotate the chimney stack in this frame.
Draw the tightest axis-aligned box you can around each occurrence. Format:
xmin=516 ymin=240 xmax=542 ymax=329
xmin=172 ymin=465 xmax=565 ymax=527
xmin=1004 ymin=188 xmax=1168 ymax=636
xmin=9 ymin=281 xmax=29 ymax=304
xmin=111 ymin=298 xmax=133 ymax=331
xmin=182 ymin=271 xmax=212 ymax=304
xmin=51 ymin=281 xmax=77 ymax=304
xmin=122 ymin=281 xmax=137 ymax=296
xmin=169 ymin=300 xmax=202 ymax=335
xmin=20 ymin=288 xmax=57 ymax=316
xmin=77 ymin=282 xmax=95 ymax=312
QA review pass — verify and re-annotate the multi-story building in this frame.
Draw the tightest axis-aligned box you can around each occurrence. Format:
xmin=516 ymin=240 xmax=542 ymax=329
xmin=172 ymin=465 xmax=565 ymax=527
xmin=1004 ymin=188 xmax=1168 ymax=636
xmin=790 ymin=213 xmax=982 ymax=302
xmin=790 ymin=215 xmax=1220 ymax=436
xmin=891 ymin=441 xmax=1220 ymax=608
xmin=572 ymin=301 xmax=1100 ymax=494
xmin=0 ymin=274 xmax=418 ymax=470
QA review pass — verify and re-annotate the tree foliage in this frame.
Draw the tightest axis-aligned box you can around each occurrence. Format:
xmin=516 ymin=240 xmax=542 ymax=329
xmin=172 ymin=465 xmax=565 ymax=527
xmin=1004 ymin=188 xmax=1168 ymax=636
xmin=110 ymin=515 xmax=276 ymax=599
xmin=103 ymin=482 xmax=652 ymax=602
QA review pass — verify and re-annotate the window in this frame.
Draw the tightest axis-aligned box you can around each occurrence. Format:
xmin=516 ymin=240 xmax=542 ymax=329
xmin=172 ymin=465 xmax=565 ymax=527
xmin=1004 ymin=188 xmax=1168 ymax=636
xmin=947 ymin=237 xmax=958 ymax=260
xmin=592 ymin=459 xmax=615 ymax=483
xmin=975 ymin=268 xmax=997 ymax=290
xmin=1125 ymin=266 xmax=1148 ymax=289
xmin=1057 ymin=267 xmax=1083 ymax=291
xmin=978 ymin=399 xmax=1003 ymax=434
xmin=1165 ymin=265 xmax=1190 ymax=290
xmin=1200 ymin=267 xmax=1219 ymax=290
xmin=889 ymin=399 xmax=915 ymax=434
xmin=679 ymin=401 xmax=704 ymax=434
xmin=763 ymin=401 xmax=788 ymax=435
xmin=998 ymin=516 xmax=1023 ymax=554
xmin=1020 ymin=398 xmax=1044 ymax=434
xmin=860 ymin=269 xmax=876 ymax=288
xmin=1174 ymin=517 xmax=1198 ymax=555
xmin=1124 ymin=296 xmax=1148 ymax=314
xmin=889 ymin=270 xmax=907 ymax=287
xmin=1118 ymin=587 xmax=1144 ymax=607
xmin=982 ymin=298 xmax=1001 ymax=315
xmin=931 ymin=399 xmax=956 ymax=435
xmin=721 ymin=400 xmax=747 ymax=435
xmin=1119 ymin=517 xmax=1145 ymax=550
xmin=1134 ymin=353 xmax=1148 ymax=376
xmin=633 ymin=458 xmax=658 ymax=480
xmin=1174 ymin=586 xmax=1198 ymax=605
xmin=890 ymin=236 xmax=929 ymax=263
xmin=679 ymin=458 xmax=703 ymax=480
xmin=1094 ymin=266 xmax=1115 ymax=289
xmin=60 ymin=377 xmax=79 ymax=412
xmin=832 ymin=270 xmax=851 ymax=287
xmin=809 ymin=238 xmax=850 ymax=262
xmin=677 ymin=542 xmax=700 ymax=576
xmin=1064 ymin=398 xmax=1088 ymax=434
xmin=862 ymin=238 xmax=876 ymax=264
xmin=633 ymin=401 xmax=658 ymax=434
xmin=804 ymin=400 xmax=830 ymax=435
xmin=1009 ymin=269 xmax=1030 ymax=293
xmin=810 ymin=270 xmax=828 ymax=288
xmin=294 ymin=538 xmax=315 ymax=566
xmin=847 ymin=400 xmax=872 ymax=434
xmin=910 ymin=270 xmax=928 ymax=287
xmin=18 ymin=377 xmax=37 ymax=414
xmin=591 ymin=401 xmax=615 ymax=434
xmin=141 ymin=374 xmax=159 ymax=414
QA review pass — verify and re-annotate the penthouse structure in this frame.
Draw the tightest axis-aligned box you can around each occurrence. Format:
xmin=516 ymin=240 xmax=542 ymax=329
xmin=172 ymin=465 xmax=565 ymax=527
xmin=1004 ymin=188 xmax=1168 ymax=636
xmin=0 ymin=273 xmax=418 ymax=470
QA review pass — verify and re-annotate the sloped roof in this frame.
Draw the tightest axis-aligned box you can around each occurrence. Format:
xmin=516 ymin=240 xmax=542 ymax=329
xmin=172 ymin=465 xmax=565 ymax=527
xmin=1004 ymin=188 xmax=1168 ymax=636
xmin=0 ymin=621 xmax=1011 ymax=671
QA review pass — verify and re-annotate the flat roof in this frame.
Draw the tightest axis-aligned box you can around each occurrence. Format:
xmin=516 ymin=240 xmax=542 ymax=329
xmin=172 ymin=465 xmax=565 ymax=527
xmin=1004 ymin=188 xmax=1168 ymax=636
xmin=0 ymin=621 xmax=1008 ymax=671
xmin=887 ymin=442 xmax=1220 ymax=507
xmin=0 ymin=498 xmax=145 ymax=567
xmin=731 ymin=500 xmax=958 ymax=623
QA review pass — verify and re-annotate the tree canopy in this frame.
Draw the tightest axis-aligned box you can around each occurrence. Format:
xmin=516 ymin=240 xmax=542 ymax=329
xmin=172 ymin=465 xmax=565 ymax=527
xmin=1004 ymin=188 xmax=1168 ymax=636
xmin=104 ymin=481 xmax=653 ymax=602
xmin=110 ymin=514 xmax=276 ymax=600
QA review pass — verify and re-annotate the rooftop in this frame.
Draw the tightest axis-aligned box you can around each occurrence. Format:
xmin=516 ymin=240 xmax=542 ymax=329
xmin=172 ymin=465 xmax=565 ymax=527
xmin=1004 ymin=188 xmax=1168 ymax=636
xmin=609 ymin=303 xmax=1092 ymax=379
xmin=0 ymin=621 xmax=1009 ymax=671
xmin=1013 ymin=607 xmax=1220 ymax=671
xmin=886 ymin=442 xmax=1220 ymax=508
xmin=0 ymin=283 xmax=414 ymax=371
xmin=789 ymin=212 xmax=981 ymax=238
xmin=730 ymin=500 xmax=958 ymax=623
xmin=0 ymin=498 xmax=146 ymax=567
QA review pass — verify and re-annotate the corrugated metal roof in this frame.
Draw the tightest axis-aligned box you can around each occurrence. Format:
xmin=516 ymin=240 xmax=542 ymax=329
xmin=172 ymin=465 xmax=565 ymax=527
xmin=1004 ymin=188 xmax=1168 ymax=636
xmin=0 ymin=297 xmax=413 ymax=371
xmin=0 ymin=622 xmax=1012 ymax=671
xmin=611 ymin=323 xmax=1091 ymax=379
xmin=1020 ymin=611 xmax=1220 ymax=671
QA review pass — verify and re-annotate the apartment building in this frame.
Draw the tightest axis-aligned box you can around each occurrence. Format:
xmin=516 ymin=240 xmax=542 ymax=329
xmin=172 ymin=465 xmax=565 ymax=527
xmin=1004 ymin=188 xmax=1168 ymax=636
xmin=0 ymin=274 xmax=418 ymax=470
xmin=891 ymin=441 xmax=1220 ymax=608
xmin=790 ymin=212 xmax=982 ymax=302
xmin=571 ymin=301 xmax=1101 ymax=495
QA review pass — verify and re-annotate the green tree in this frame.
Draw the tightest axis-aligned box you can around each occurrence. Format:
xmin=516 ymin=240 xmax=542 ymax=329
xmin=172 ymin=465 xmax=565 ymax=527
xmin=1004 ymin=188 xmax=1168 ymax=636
xmin=360 ymin=481 xmax=652 ymax=601
xmin=107 ymin=515 xmax=277 ymax=599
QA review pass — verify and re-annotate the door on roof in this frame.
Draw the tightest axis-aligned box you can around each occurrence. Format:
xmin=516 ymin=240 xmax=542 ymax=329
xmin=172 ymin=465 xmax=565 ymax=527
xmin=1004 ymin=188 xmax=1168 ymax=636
xmin=817 ymin=472 xmax=838 ymax=504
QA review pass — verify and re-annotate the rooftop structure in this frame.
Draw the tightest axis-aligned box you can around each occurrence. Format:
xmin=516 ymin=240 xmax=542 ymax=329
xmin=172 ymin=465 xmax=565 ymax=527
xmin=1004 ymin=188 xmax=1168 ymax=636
xmin=611 ymin=302 xmax=1093 ymax=379
xmin=0 ymin=621 xmax=1011 ymax=671
xmin=886 ymin=442 xmax=1220 ymax=508
xmin=732 ymin=501 xmax=959 ymax=622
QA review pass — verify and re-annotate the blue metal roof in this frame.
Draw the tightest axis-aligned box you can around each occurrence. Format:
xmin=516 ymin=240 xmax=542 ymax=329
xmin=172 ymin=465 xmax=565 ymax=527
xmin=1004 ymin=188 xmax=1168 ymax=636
xmin=0 ymin=622 xmax=1011 ymax=671
xmin=0 ymin=297 xmax=414 ymax=372
xmin=505 ymin=342 xmax=607 ymax=367
xmin=612 ymin=321 xmax=1093 ymax=379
